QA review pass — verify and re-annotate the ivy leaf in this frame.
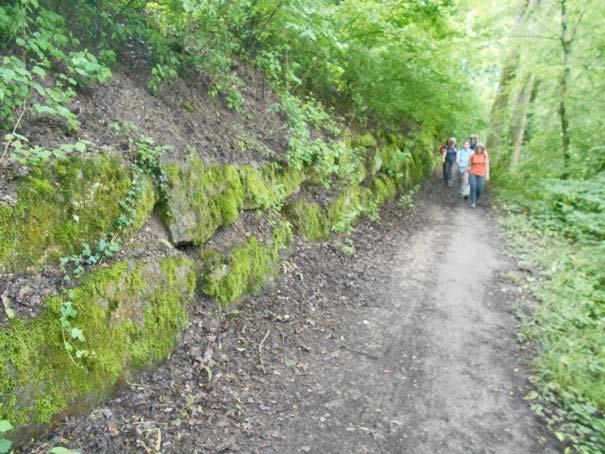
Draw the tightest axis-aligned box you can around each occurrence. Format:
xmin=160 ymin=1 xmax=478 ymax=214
xmin=70 ymin=327 xmax=85 ymax=342
xmin=524 ymin=390 xmax=539 ymax=400
xmin=74 ymin=141 xmax=86 ymax=153
xmin=0 ymin=420 xmax=13 ymax=433
xmin=60 ymin=301 xmax=77 ymax=319
xmin=33 ymin=83 xmax=47 ymax=96
xmin=33 ymin=103 xmax=57 ymax=115
xmin=50 ymin=447 xmax=81 ymax=454
xmin=0 ymin=439 xmax=12 ymax=454
xmin=0 ymin=68 xmax=16 ymax=82
xmin=4 ymin=307 xmax=14 ymax=319
xmin=31 ymin=65 xmax=47 ymax=78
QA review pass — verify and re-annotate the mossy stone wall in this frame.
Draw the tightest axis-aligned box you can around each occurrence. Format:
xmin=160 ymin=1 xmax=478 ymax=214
xmin=0 ymin=128 xmax=434 ymax=448
xmin=161 ymin=157 xmax=303 ymax=246
xmin=286 ymin=131 xmax=432 ymax=242
xmin=199 ymin=221 xmax=292 ymax=306
xmin=161 ymin=158 xmax=244 ymax=245
xmin=0 ymin=155 xmax=155 ymax=274
xmin=284 ymin=200 xmax=330 ymax=242
xmin=0 ymin=255 xmax=195 ymax=442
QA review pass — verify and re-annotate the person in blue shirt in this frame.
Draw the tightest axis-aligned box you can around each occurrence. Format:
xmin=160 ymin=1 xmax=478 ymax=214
xmin=443 ymin=137 xmax=457 ymax=187
xmin=469 ymin=134 xmax=479 ymax=151
xmin=457 ymin=140 xmax=472 ymax=199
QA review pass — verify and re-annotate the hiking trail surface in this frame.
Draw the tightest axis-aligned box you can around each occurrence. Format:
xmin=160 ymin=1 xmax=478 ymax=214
xmin=29 ymin=179 xmax=559 ymax=453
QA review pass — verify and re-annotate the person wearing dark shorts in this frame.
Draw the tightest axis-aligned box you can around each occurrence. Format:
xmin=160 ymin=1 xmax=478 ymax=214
xmin=443 ymin=137 xmax=457 ymax=188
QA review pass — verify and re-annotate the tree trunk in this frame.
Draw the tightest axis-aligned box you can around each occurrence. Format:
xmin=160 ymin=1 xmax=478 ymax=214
xmin=486 ymin=0 xmax=534 ymax=151
xmin=559 ymin=0 xmax=571 ymax=178
xmin=510 ymin=74 xmax=536 ymax=172
xmin=487 ymin=58 xmax=519 ymax=150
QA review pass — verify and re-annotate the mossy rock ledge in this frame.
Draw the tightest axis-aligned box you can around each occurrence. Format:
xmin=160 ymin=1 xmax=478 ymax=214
xmin=0 ymin=255 xmax=196 ymax=444
xmin=198 ymin=221 xmax=293 ymax=306
xmin=160 ymin=156 xmax=304 ymax=246
xmin=284 ymin=199 xmax=330 ymax=242
xmin=0 ymin=154 xmax=155 ymax=274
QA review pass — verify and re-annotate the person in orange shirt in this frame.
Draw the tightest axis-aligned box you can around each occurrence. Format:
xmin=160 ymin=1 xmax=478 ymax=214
xmin=468 ymin=144 xmax=490 ymax=208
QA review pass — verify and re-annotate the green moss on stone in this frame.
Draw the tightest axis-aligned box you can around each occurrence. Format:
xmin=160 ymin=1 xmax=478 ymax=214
xmin=0 ymin=255 xmax=195 ymax=441
xmin=365 ymin=147 xmax=383 ymax=176
xmin=380 ymin=144 xmax=401 ymax=172
xmin=0 ymin=155 xmax=154 ymax=274
xmin=352 ymin=132 xmax=377 ymax=149
xmin=239 ymin=165 xmax=273 ymax=209
xmin=161 ymin=157 xmax=306 ymax=246
xmin=131 ymin=175 xmax=157 ymax=235
xmin=261 ymin=164 xmax=305 ymax=201
xmin=370 ymin=177 xmax=398 ymax=205
xmin=199 ymin=221 xmax=292 ymax=306
xmin=334 ymin=145 xmax=367 ymax=185
xmin=161 ymin=157 xmax=245 ymax=245
xmin=284 ymin=200 xmax=329 ymax=242
xmin=327 ymin=186 xmax=365 ymax=228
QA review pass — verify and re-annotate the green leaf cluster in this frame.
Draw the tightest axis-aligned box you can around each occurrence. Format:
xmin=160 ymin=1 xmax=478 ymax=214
xmin=0 ymin=1 xmax=112 ymax=135
xmin=0 ymin=419 xmax=12 ymax=454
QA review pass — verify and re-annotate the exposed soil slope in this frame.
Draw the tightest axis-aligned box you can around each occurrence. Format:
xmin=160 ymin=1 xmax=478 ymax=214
xmin=28 ymin=180 xmax=559 ymax=453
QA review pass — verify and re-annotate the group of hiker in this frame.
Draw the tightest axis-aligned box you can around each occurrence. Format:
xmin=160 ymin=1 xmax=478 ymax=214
xmin=439 ymin=135 xmax=490 ymax=208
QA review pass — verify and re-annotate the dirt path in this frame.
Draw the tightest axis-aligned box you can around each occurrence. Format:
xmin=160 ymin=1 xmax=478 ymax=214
xmin=266 ymin=200 xmax=552 ymax=454
xmin=30 ymin=181 xmax=558 ymax=453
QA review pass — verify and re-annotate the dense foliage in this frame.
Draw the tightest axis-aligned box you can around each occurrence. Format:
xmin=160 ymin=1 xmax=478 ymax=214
xmin=0 ymin=0 xmax=481 ymax=149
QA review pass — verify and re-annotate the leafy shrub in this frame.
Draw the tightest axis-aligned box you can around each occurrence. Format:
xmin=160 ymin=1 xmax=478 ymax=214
xmin=148 ymin=59 xmax=179 ymax=94
xmin=0 ymin=2 xmax=111 ymax=137
xmin=69 ymin=50 xmax=111 ymax=86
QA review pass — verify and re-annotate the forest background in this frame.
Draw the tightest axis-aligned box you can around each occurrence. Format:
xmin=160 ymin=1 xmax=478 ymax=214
xmin=0 ymin=0 xmax=603 ymax=451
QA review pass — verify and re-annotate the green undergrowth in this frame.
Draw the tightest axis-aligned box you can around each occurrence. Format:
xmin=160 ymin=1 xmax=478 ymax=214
xmin=286 ymin=132 xmax=431 ymax=242
xmin=500 ymin=213 xmax=605 ymax=452
xmin=0 ymin=155 xmax=155 ymax=274
xmin=199 ymin=221 xmax=292 ymax=306
xmin=0 ymin=256 xmax=195 ymax=439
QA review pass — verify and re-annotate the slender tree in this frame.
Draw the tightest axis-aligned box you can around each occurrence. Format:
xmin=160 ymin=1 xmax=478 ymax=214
xmin=486 ymin=0 xmax=534 ymax=151
xmin=558 ymin=0 xmax=571 ymax=178
xmin=510 ymin=73 xmax=536 ymax=172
